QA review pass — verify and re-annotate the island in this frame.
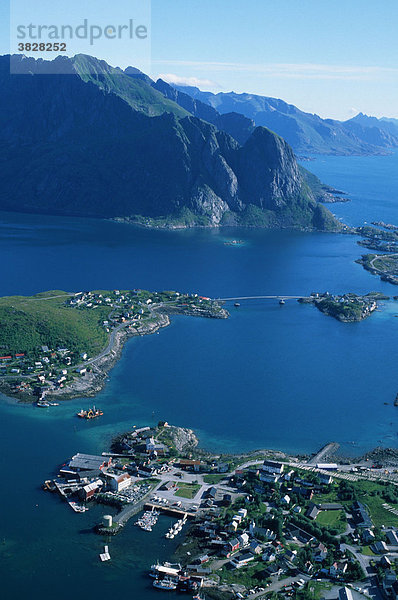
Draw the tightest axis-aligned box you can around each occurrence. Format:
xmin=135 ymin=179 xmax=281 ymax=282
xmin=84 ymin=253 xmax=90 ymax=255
xmin=299 ymin=292 xmax=388 ymax=322
xmin=43 ymin=421 xmax=398 ymax=600
xmin=0 ymin=289 xmax=228 ymax=402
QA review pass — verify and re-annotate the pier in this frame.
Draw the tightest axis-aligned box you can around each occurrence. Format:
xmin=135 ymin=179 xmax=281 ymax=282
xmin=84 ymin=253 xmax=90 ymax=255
xmin=144 ymin=502 xmax=195 ymax=519
xmin=307 ymin=442 xmax=340 ymax=465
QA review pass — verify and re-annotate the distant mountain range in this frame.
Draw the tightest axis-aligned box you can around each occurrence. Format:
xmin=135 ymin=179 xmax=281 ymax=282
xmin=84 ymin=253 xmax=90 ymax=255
xmin=172 ymin=86 xmax=398 ymax=156
xmin=0 ymin=54 xmax=346 ymax=231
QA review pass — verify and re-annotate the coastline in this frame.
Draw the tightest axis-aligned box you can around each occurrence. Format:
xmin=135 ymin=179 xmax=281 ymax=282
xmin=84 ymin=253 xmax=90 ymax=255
xmin=0 ymin=302 xmax=228 ymax=404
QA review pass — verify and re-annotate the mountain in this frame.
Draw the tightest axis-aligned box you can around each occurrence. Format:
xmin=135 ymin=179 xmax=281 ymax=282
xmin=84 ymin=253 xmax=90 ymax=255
xmin=346 ymin=113 xmax=398 ymax=141
xmin=0 ymin=54 xmax=341 ymax=231
xmin=150 ymin=78 xmax=256 ymax=145
xmin=173 ymin=86 xmax=398 ymax=156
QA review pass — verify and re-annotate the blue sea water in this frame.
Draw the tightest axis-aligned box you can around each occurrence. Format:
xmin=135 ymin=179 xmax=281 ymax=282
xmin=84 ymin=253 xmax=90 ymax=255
xmin=0 ymin=152 xmax=398 ymax=598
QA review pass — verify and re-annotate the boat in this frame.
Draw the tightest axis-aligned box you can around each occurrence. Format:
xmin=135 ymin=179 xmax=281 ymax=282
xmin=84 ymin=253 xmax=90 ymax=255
xmin=224 ymin=239 xmax=244 ymax=246
xmin=234 ymin=302 xmax=240 ymax=307
xmin=42 ymin=479 xmax=56 ymax=492
xmin=77 ymin=406 xmax=103 ymax=419
xmin=135 ymin=509 xmax=160 ymax=531
xmin=279 ymin=299 xmax=285 ymax=305
xmin=150 ymin=562 xmax=181 ymax=578
xmin=37 ymin=400 xmax=50 ymax=407
xmin=153 ymin=578 xmax=177 ymax=590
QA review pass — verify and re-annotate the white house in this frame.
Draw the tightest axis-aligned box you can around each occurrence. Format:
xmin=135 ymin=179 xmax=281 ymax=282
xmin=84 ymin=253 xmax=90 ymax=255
xmin=261 ymin=460 xmax=284 ymax=475
xmin=231 ymin=552 xmax=255 ymax=569
xmin=238 ymin=533 xmax=250 ymax=547
xmin=107 ymin=473 xmax=131 ymax=492
xmin=232 ymin=514 xmax=242 ymax=524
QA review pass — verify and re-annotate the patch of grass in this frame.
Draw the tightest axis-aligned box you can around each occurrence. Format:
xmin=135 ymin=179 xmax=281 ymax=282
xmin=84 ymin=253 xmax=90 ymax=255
xmin=218 ymin=559 xmax=265 ymax=588
xmin=203 ymin=473 xmax=228 ymax=485
xmin=0 ymin=290 xmax=109 ymax=356
xmin=363 ymin=496 xmax=398 ymax=528
xmin=316 ymin=510 xmax=346 ymax=533
xmin=313 ymin=479 xmax=398 ymax=527
xmin=361 ymin=546 xmax=376 ymax=556
xmin=175 ymin=483 xmax=201 ymax=499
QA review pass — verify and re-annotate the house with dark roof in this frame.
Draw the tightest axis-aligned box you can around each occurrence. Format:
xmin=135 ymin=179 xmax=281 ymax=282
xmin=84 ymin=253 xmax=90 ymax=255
xmin=313 ymin=542 xmax=328 ymax=562
xmin=306 ymin=502 xmax=320 ymax=520
xmin=352 ymin=501 xmax=373 ymax=528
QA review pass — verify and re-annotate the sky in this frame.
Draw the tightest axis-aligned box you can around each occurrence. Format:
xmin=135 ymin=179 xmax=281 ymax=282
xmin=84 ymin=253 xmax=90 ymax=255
xmin=1 ymin=0 xmax=398 ymax=120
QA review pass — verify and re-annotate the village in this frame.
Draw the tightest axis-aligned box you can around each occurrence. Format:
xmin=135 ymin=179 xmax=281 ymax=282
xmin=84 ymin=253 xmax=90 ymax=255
xmin=43 ymin=422 xmax=398 ymax=600
xmin=0 ymin=288 xmax=226 ymax=401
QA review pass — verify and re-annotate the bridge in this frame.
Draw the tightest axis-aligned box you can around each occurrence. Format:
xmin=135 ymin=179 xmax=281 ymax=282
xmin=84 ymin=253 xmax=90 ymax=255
xmin=213 ymin=295 xmax=308 ymax=301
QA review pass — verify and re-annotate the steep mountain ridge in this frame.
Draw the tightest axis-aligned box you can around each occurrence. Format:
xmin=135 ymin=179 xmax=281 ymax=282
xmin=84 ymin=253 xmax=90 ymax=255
xmin=0 ymin=54 xmax=341 ymax=231
xmin=173 ymin=86 xmax=398 ymax=156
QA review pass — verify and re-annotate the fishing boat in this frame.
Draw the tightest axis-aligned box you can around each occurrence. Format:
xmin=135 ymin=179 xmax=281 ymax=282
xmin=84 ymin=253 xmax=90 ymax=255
xmin=77 ymin=406 xmax=103 ymax=419
xmin=224 ymin=239 xmax=244 ymax=246
xmin=153 ymin=578 xmax=177 ymax=590
xmin=42 ymin=479 xmax=56 ymax=492
xmin=37 ymin=400 xmax=50 ymax=407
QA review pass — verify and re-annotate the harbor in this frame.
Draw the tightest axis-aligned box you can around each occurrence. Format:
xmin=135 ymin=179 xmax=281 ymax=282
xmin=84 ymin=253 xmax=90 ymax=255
xmin=149 ymin=561 xmax=205 ymax=594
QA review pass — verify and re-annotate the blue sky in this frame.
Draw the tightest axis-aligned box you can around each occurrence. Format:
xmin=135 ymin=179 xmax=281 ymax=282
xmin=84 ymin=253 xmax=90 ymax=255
xmin=2 ymin=0 xmax=398 ymax=119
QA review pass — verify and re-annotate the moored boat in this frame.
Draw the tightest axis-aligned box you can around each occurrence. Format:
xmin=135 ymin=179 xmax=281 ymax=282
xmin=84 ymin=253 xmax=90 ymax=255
xmin=153 ymin=578 xmax=177 ymax=590
xmin=77 ymin=406 xmax=103 ymax=419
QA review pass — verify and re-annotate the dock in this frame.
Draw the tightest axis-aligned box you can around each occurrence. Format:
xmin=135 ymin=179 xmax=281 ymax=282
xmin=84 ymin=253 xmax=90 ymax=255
xmin=144 ymin=502 xmax=195 ymax=519
xmin=307 ymin=442 xmax=340 ymax=465
xmin=52 ymin=480 xmax=87 ymax=513
xmin=100 ymin=545 xmax=111 ymax=561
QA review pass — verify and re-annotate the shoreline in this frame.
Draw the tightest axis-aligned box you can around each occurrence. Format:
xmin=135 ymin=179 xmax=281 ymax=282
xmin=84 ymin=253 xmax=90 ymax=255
xmin=0 ymin=302 xmax=228 ymax=404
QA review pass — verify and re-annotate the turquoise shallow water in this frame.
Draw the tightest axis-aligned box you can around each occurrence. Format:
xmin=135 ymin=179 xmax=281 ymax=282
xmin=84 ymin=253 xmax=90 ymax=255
xmin=0 ymin=152 xmax=398 ymax=597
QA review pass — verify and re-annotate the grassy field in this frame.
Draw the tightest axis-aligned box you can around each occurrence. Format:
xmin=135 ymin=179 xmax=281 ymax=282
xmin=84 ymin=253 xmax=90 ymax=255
xmin=203 ymin=473 xmax=227 ymax=485
xmin=316 ymin=509 xmax=346 ymax=533
xmin=361 ymin=546 xmax=376 ymax=556
xmin=174 ymin=483 xmax=201 ymax=499
xmin=0 ymin=290 xmax=109 ymax=356
xmin=313 ymin=480 xmax=398 ymax=527
xmin=362 ymin=495 xmax=398 ymax=527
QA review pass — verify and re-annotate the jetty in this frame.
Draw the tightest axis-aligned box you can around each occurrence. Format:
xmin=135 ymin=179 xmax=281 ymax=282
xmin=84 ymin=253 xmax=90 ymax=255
xmin=144 ymin=502 xmax=195 ymax=519
xmin=307 ymin=442 xmax=340 ymax=465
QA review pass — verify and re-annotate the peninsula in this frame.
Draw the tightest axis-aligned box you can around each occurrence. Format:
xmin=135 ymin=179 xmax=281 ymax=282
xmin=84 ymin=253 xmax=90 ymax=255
xmin=0 ymin=289 xmax=227 ymax=402
xmin=0 ymin=288 xmax=388 ymax=403
xmin=357 ymin=253 xmax=398 ymax=285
